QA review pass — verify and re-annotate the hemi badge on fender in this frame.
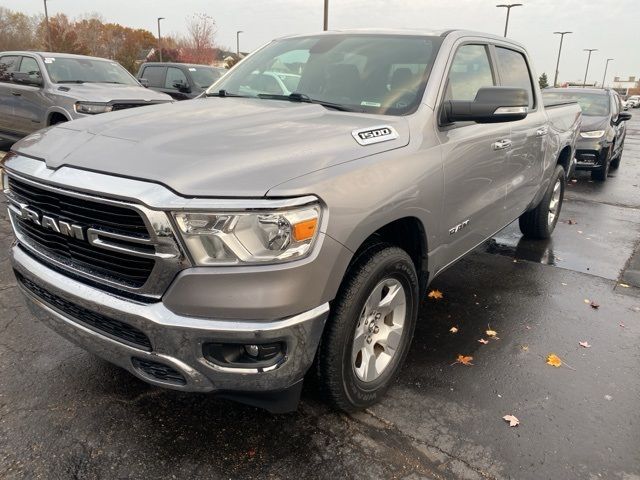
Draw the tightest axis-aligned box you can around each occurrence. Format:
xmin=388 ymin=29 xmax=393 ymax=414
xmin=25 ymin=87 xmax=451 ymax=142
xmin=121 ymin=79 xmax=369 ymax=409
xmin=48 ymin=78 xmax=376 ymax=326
xmin=352 ymin=125 xmax=399 ymax=146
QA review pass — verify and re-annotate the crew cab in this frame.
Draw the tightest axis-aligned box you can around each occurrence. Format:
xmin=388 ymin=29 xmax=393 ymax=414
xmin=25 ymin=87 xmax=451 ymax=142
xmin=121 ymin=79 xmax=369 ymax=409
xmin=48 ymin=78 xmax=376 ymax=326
xmin=2 ymin=30 xmax=581 ymax=413
xmin=0 ymin=52 xmax=172 ymax=142
xmin=543 ymin=88 xmax=631 ymax=180
xmin=137 ymin=62 xmax=227 ymax=100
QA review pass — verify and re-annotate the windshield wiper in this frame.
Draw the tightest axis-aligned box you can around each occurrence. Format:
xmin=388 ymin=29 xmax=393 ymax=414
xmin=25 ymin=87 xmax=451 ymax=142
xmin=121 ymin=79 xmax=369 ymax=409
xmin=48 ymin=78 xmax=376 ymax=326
xmin=205 ymin=89 xmax=250 ymax=98
xmin=257 ymin=92 xmax=359 ymax=112
xmin=57 ymin=80 xmax=85 ymax=84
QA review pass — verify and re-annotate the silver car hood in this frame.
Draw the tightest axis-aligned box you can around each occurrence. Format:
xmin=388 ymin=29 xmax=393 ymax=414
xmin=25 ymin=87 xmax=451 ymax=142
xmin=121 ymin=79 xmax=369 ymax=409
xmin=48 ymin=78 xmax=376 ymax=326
xmin=56 ymin=82 xmax=172 ymax=102
xmin=13 ymin=98 xmax=410 ymax=197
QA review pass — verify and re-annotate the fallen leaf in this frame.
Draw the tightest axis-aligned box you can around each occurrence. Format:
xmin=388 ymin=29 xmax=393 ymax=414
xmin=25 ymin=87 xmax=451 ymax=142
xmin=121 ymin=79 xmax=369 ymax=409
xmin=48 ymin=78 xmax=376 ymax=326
xmin=428 ymin=289 xmax=443 ymax=300
xmin=584 ymin=299 xmax=591 ymax=304
xmin=522 ymin=345 xmax=529 ymax=351
xmin=577 ymin=230 xmax=583 ymax=234
xmin=579 ymin=341 xmax=591 ymax=348
xmin=565 ymin=219 xmax=577 ymax=225
xmin=478 ymin=338 xmax=489 ymax=344
xmin=590 ymin=301 xmax=600 ymax=309
xmin=604 ymin=395 xmax=613 ymax=401
xmin=546 ymin=353 xmax=562 ymax=367
xmin=571 ymin=179 xmax=578 ymax=183
xmin=452 ymin=354 xmax=473 ymax=366
xmin=619 ymin=322 xmax=625 ymax=328
xmin=486 ymin=329 xmax=498 ymax=337
xmin=561 ymin=282 xmax=568 ymax=286
xmin=619 ymin=283 xmax=630 ymax=288
xmin=449 ymin=326 xmax=459 ymax=333
xmin=502 ymin=414 xmax=520 ymax=427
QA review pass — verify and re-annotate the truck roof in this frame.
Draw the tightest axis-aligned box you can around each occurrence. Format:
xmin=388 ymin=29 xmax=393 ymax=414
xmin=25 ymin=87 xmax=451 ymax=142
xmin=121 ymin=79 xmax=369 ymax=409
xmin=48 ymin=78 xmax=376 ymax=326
xmin=0 ymin=51 xmax=117 ymax=63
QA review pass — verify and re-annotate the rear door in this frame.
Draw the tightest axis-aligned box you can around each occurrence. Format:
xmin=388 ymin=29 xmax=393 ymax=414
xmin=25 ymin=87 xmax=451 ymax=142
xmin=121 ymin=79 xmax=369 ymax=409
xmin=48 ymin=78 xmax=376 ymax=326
xmin=0 ymin=55 xmax=21 ymax=133
xmin=435 ymin=43 xmax=512 ymax=267
xmin=494 ymin=46 xmax=547 ymax=222
xmin=139 ymin=65 xmax=167 ymax=95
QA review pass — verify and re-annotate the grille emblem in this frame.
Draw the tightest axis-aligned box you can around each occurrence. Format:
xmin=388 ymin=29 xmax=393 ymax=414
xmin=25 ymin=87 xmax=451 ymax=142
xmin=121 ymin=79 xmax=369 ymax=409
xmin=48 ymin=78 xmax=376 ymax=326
xmin=18 ymin=204 xmax=85 ymax=240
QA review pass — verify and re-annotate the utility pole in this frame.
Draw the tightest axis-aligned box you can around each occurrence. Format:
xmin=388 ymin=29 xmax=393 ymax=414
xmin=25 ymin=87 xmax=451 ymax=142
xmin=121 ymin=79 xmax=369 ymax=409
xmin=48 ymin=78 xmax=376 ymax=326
xmin=43 ymin=0 xmax=52 ymax=51
xmin=496 ymin=3 xmax=522 ymax=37
xmin=583 ymin=49 xmax=598 ymax=88
xmin=236 ymin=31 xmax=243 ymax=58
xmin=323 ymin=0 xmax=329 ymax=31
xmin=602 ymin=58 xmax=614 ymax=88
xmin=157 ymin=17 xmax=164 ymax=62
xmin=552 ymin=31 xmax=571 ymax=87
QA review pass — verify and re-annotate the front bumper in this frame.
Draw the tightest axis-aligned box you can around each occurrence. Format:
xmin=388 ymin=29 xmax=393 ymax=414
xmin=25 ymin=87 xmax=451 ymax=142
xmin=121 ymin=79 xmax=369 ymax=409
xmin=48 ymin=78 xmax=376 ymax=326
xmin=575 ymin=138 xmax=607 ymax=170
xmin=12 ymin=245 xmax=329 ymax=397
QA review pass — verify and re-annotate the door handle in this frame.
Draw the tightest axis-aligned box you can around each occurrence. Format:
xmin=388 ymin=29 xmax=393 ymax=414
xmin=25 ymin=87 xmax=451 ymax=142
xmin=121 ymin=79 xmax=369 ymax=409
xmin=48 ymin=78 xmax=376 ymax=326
xmin=492 ymin=139 xmax=512 ymax=150
xmin=536 ymin=126 xmax=548 ymax=137
xmin=11 ymin=91 xmax=21 ymax=97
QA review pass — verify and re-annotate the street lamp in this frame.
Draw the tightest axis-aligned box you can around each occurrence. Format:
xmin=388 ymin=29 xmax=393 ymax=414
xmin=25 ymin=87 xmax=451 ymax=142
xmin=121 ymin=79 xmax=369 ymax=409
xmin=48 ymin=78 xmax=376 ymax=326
xmin=602 ymin=58 xmax=614 ymax=89
xmin=323 ymin=0 xmax=329 ymax=31
xmin=236 ymin=30 xmax=243 ymax=58
xmin=157 ymin=17 xmax=165 ymax=63
xmin=43 ymin=0 xmax=52 ymax=51
xmin=582 ymin=49 xmax=598 ymax=88
xmin=496 ymin=3 xmax=523 ymax=37
xmin=552 ymin=31 xmax=572 ymax=87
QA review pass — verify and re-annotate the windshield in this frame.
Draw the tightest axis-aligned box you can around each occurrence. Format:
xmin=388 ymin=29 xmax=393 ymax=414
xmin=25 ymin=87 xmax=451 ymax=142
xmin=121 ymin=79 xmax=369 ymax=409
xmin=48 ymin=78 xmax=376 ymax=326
xmin=190 ymin=67 xmax=225 ymax=88
xmin=44 ymin=57 xmax=139 ymax=85
xmin=543 ymin=91 xmax=610 ymax=116
xmin=209 ymin=34 xmax=443 ymax=115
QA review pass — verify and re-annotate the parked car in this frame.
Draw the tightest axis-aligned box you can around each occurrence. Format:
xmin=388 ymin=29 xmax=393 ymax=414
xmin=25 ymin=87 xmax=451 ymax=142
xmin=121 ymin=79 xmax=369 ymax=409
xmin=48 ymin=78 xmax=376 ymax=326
xmin=627 ymin=95 xmax=640 ymax=108
xmin=543 ymin=88 xmax=631 ymax=180
xmin=0 ymin=52 xmax=172 ymax=143
xmin=3 ymin=30 xmax=581 ymax=413
xmin=137 ymin=62 xmax=227 ymax=100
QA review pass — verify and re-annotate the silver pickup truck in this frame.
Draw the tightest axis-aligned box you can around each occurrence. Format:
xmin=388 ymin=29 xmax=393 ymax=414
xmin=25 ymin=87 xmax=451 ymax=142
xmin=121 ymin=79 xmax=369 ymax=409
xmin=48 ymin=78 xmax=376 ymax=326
xmin=2 ymin=30 xmax=581 ymax=413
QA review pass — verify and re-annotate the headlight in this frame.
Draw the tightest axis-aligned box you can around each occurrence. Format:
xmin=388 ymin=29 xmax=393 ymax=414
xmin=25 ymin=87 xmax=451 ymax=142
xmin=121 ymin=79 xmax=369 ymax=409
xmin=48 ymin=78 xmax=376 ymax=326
xmin=0 ymin=151 xmax=14 ymax=191
xmin=580 ymin=130 xmax=605 ymax=139
xmin=173 ymin=202 xmax=322 ymax=265
xmin=74 ymin=102 xmax=114 ymax=115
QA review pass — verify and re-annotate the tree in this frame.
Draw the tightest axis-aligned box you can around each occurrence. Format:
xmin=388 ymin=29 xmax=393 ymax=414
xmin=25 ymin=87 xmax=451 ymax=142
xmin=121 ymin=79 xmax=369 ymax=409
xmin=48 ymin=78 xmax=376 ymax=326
xmin=539 ymin=73 xmax=549 ymax=89
xmin=0 ymin=7 xmax=40 ymax=51
xmin=182 ymin=13 xmax=218 ymax=64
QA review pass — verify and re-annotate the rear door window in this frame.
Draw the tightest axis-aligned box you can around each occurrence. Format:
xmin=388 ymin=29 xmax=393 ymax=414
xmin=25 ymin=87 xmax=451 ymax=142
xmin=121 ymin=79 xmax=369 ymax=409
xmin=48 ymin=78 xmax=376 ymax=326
xmin=495 ymin=47 xmax=535 ymax=109
xmin=0 ymin=56 xmax=20 ymax=82
xmin=141 ymin=66 xmax=166 ymax=88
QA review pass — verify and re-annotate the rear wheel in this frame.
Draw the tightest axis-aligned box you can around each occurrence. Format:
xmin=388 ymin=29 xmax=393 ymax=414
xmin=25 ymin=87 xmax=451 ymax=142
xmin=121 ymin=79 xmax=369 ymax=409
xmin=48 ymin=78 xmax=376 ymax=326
xmin=610 ymin=142 xmax=623 ymax=170
xmin=316 ymin=244 xmax=419 ymax=411
xmin=519 ymin=164 xmax=565 ymax=239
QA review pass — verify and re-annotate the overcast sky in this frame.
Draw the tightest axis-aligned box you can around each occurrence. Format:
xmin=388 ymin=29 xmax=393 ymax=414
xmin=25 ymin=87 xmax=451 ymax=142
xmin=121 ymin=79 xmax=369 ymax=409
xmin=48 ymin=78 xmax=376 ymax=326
xmin=4 ymin=0 xmax=639 ymax=84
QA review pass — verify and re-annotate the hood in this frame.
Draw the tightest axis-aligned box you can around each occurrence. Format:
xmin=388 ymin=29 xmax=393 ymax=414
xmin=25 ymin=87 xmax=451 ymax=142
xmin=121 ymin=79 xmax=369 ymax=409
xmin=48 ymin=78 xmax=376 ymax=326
xmin=56 ymin=82 xmax=172 ymax=102
xmin=579 ymin=115 xmax=609 ymax=133
xmin=13 ymin=98 xmax=410 ymax=197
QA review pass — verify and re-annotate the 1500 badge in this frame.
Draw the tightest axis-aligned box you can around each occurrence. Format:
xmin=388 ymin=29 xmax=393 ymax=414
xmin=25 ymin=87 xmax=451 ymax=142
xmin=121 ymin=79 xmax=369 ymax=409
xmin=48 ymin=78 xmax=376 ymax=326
xmin=352 ymin=125 xmax=399 ymax=146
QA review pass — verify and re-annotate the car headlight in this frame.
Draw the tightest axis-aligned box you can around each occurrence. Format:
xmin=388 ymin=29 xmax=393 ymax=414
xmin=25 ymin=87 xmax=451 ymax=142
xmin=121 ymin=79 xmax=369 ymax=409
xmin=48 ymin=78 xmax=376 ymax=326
xmin=74 ymin=102 xmax=114 ymax=115
xmin=173 ymin=202 xmax=322 ymax=265
xmin=580 ymin=130 xmax=605 ymax=139
xmin=0 ymin=151 xmax=14 ymax=191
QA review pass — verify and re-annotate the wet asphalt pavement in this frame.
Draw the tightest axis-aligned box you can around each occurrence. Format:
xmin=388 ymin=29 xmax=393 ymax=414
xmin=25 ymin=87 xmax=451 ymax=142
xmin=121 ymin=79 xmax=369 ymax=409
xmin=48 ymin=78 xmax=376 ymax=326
xmin=1 ymin=115 xmax=639 ymax=480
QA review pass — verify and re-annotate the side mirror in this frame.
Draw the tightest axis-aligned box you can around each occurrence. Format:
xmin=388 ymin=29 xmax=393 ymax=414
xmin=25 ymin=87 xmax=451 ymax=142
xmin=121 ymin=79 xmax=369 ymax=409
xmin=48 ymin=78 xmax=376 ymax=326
xmin=615 ymin=111 xmax=632 ymax=124
xmin=442 ymin=87 xmax=529 ymax=124
xmin=173 ymin=80 xmax=191 ymax=93
xmin=139 ymin=78 xmax=149 ymax=88
xmin=11 ymin=72 xmax=43 ymax=87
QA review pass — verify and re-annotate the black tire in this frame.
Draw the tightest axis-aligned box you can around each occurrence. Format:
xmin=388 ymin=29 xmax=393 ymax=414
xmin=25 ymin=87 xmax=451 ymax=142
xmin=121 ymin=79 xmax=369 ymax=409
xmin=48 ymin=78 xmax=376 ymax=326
xmin=591 ymin=147 xmax=611 ymax=181
xmin=519 ymin=164 xmax=565 ymax=240
xmin=610 ymin=144 xmax=623 ymax=170
xmin=316 ymin=243 xmax=419 ymax=411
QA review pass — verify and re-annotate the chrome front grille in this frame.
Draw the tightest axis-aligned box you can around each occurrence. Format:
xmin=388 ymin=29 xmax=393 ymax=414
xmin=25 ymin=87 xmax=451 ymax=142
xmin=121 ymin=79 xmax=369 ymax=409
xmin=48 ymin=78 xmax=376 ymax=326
xmin=5 ymin=171 xmax=187 ymax=298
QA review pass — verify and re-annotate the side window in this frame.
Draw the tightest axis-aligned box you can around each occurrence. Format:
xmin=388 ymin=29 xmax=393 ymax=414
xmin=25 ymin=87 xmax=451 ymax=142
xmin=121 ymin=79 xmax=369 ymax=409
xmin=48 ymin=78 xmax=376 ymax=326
xmin=444 ymin=45 xmax=495 ymax=101
xmin=19 ymin=57 xmax=42 ymax=82
xmin=141 ymin=66 xmax=165 ymax=88
xmin=495 ymin=47 xmax=535 ymax=109
xmin=0 ymin=56 xmax=20 ymax=82
xmin=611 ymin=94 xmax=619 ymax=119
xmin=165 ymin=67 xmax=188 ymax=89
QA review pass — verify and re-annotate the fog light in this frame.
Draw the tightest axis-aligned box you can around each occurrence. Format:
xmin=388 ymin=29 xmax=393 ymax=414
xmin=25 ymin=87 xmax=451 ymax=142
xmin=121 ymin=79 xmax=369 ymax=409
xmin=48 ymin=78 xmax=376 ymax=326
xmin=245 ymin=344 xmax=260 ymax=357
xmin=203 ymin=341 xmax=286 ymax=369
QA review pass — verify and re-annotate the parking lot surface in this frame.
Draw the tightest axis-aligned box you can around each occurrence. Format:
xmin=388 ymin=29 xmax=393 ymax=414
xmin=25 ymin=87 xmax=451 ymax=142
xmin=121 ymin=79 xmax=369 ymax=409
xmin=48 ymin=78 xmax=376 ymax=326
xmin=1 ymin=115 xmax=639 ymax=480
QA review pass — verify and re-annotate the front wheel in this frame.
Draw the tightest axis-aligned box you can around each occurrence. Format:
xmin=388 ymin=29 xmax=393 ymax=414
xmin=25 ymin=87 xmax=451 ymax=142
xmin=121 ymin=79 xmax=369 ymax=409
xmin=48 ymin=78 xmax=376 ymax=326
xmin=591 ymin=147 xmax=612 ymax=181
xmin=316 ymin=244 xmax=419 ymax=411
xmin=519 ymin=164 xmax=565 ymax=239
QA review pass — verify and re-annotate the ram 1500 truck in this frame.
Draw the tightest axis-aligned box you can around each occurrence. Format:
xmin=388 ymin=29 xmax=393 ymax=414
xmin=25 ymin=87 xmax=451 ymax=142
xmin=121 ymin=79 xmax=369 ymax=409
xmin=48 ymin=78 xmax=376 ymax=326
xmin=2 ymin=30 xmax=581 ymax=413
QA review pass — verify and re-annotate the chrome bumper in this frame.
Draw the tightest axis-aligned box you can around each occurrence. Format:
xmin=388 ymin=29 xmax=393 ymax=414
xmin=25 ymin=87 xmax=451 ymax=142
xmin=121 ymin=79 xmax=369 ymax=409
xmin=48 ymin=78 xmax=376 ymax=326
xmin=12 ymin=245 xmax=328 ymax=394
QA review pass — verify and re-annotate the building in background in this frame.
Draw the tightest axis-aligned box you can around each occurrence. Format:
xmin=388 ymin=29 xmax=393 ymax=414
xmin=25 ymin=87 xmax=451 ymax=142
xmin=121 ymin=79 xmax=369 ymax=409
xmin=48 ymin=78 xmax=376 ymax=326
xmin=613 ymin=76 xmax=640 ymax=97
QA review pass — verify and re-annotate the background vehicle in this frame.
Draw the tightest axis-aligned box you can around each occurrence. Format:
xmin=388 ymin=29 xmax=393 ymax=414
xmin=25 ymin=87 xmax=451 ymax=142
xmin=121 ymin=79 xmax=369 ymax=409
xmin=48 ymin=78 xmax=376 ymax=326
xmin=4 ymin=30 xmax=581 ymax=413
xmin=626 ymin=95 xmax=640 ymax=108
xmin=543 ymin=88 xmax=631 ymax=180
xmin=0 ymin=52 xmax=172 ymax=142
xmin=137 ymin=62 xmax=227 ymax=100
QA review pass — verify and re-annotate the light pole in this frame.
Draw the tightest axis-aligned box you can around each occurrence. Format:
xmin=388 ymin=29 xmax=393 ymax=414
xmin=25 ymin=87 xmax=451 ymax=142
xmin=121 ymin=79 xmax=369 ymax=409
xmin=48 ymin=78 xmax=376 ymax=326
xmin=602 ymin=58 xmax=614 ymax=88
xmin=236 ymin=30 xmax=243 ymax=58
xmin=552 ymin=31 xmax=571 ymax=87
xmin=323 ymin=0 xmax=329 ymax=31
xmin=496 ymin=3 xmax=522 ymax=37
xmin=582 ymin=49 xmax=598 ymax=88
xmin=43 ymin=0 xmax=52 ymax=51
xmin=157 ymin=17 xmax=164 ymax=62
